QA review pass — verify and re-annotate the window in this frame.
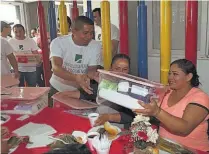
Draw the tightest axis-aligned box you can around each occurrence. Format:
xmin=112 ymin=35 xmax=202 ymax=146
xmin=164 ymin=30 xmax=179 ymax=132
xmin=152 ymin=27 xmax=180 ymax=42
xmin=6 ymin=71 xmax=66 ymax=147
xmin=147 ymin=1 xmax=208 ymax=58
xmin=0 ymin=1 xmax=26 ymax=37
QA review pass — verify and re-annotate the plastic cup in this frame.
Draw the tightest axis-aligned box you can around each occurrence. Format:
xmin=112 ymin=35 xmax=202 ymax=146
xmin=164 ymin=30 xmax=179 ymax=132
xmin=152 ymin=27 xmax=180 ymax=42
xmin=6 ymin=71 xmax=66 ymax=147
xmin=88 ymin=113 xmax=99 ymax=127
xmin=87 ymin=132 xmax=99 ymax=151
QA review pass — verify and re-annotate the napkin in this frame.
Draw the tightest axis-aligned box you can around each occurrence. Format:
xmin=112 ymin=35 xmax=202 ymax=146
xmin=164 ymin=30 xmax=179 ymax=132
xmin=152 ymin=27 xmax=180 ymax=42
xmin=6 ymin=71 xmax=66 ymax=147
xmin=13 ymin=122 xmax=57 ymax=137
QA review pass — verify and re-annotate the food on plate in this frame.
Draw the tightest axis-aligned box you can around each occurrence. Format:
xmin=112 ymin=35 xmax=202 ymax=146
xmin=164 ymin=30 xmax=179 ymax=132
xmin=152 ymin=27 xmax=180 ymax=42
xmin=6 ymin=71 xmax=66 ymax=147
xmin=76 ymin=137 xmax=83 ymax=144
xmin=104 ymin=122 xmax=119 ymax=140
xmin=7 ymin=136 xmax=30 ymax=149
xmin=49 ymin=134 xmax=78 ymax=149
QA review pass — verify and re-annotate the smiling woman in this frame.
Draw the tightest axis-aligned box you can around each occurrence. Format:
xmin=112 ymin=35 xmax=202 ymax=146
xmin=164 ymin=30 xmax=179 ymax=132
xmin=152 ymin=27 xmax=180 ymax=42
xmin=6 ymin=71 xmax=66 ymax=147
xmin=134 ymin=59 xmax=209 ymax=152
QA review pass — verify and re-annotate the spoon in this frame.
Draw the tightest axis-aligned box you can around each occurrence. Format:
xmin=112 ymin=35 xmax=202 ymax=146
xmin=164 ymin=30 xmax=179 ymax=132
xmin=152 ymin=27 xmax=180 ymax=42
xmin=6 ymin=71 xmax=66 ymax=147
xmin=48 ymin=136 xmax=69 ymax=144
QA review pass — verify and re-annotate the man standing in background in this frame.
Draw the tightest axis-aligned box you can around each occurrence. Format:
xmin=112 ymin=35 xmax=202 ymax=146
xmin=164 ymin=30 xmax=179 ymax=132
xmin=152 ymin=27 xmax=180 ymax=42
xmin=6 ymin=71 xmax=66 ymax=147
xmin=0 ymin=21 xmax=13 ymax=40
xmin=9 ymin=24 xmax=41 ymax=87
xmin=1 ymin=37 xmax=19 ymax=78
xmin=92 ymin=8 xmax=119 ymax=57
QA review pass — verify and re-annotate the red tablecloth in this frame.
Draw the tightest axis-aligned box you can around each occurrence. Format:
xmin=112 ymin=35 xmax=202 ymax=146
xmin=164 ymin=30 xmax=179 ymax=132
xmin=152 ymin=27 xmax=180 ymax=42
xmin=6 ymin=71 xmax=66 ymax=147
xmin=2 ymin=106 xmax=208 ymax=154
xmin=2 ymin=107 xmax=128 ymax=154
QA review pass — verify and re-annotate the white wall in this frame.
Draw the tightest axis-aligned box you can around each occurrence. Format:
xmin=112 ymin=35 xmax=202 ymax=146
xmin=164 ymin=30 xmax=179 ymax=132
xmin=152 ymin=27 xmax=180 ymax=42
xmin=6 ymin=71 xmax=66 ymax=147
xmin=148 ymin=57 xmax=209 ymax=95
xmin=90 ymin=1 xmax=209 ymax=95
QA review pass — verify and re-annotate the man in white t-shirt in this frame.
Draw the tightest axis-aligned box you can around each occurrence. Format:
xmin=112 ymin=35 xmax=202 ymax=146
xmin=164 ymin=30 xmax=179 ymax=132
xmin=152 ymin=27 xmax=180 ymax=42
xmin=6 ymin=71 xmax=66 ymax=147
xmin=0 ymin=21 xmax=13 ymax=41
xmin=1 ymin=37 xmax=19 ymax=77
xmin=92 ymin=8 xmax=120 ymax=56
xmin=49 ymin=16 xmax=102 ymax=103
xmin=9 ymin=24 xmax=41 ymax=87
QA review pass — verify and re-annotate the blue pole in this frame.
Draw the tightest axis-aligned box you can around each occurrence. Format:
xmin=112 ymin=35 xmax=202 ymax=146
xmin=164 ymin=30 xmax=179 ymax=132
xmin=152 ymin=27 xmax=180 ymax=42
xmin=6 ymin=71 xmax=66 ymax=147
xmin=87 ymin=0 xmax=93 ymax=20
xmin=137 ymin=1 xmax=148 ymax=79
xmin=48 ymin=1 xmax=57 ymax=41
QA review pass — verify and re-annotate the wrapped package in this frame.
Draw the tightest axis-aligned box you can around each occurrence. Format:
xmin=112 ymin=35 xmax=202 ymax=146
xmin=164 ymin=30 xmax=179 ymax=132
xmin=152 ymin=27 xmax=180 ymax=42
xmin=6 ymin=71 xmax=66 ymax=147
xmin=97 ymin=70 xmax=165 ymax=110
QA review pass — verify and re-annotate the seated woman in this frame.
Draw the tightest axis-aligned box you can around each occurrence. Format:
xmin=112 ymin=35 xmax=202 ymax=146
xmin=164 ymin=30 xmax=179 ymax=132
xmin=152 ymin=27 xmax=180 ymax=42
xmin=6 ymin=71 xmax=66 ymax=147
xmin=134 ymin=59 xmax=209 ymax=151
xmin=60 ymin=54 xmax=129 ymax=99
xmin=59 ymin=54 xmax=135 ymax=128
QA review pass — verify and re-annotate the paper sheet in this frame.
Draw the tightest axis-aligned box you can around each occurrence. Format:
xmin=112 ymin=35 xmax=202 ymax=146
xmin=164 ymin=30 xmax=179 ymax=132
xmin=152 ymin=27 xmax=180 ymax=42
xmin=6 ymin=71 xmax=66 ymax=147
xmin=12 ymin=122 xmax=57 ymax=149
xmin=13 ymin=122 xmax=57 ymax=137
xmin=26 ymin=135 xmax=54 ymax=149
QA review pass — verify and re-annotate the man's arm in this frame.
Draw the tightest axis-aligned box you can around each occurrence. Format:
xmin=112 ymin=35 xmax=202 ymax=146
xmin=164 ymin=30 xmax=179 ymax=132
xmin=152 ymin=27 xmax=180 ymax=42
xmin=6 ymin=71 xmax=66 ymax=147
xmin=51 ymin=56 xmax=93 ymax=94
xmin=51 ymin=56 xmax=77 ymax=81
xmin=7 ymin=53 xmax=19 ymax=78
xmin=111 ymin=39 xmax=119 ymax=57
xmin=32 ymin=50 xmax=41 ymax=64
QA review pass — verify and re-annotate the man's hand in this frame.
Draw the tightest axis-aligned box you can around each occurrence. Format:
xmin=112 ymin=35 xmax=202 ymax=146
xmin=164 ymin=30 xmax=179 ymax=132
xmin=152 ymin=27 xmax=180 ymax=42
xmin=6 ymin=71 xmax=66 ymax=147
xmin=14 ymin=71 xmax=20 ymax=79
xmin=75 ymin=74 xmax=93 ymax=94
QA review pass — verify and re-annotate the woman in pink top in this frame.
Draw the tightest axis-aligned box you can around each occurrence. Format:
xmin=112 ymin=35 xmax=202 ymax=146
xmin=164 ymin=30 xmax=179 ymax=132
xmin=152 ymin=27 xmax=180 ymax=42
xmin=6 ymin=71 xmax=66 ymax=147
xmin=134 ymin=59 xmax=209 ymax=152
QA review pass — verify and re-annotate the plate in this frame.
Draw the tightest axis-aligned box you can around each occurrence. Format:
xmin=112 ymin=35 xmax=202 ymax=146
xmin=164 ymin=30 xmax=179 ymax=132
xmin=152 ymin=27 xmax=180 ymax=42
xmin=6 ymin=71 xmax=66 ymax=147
xmin=72 ymin=131 xmax=87 ymax=144
xmin=1 ymin=115 xmax=11 ymax=124
xmin=87 ymin=125 xmax=121 ymax=141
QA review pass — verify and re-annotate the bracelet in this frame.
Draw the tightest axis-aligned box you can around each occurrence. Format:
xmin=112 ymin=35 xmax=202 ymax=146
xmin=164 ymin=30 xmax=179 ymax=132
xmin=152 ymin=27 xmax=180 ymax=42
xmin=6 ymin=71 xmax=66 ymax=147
xmin=154 ymin=107 xmax=161 ymax=117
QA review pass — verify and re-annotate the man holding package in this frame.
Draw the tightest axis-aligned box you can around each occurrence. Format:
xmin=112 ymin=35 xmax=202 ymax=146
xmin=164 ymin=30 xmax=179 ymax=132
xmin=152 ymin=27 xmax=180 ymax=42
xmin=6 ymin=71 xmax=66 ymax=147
xmin=9 ymin=24 xmax=41 ymax=87
xmin=49 ymin=16 xmax=102 ymax=106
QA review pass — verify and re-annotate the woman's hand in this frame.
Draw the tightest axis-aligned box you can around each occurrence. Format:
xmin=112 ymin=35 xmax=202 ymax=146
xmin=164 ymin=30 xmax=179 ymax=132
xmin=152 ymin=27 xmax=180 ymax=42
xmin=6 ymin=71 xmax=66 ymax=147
xmin=133 ymin=98 xmax=161 ymax=117
xmin=94 ymin=114 xmax=110 ymax=126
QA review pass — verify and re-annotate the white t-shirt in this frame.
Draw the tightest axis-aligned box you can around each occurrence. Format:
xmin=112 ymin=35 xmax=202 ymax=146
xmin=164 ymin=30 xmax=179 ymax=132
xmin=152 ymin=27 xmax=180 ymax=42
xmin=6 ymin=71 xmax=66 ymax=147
xmin=1 ymin=36 xmax=11 ymax=41
xmin=1 ymin=37 xmax=14 ymax=75
xmin=49 ymin=34 xmax=102 ymax=92
xmin=94 ymin=24 xmax=119 ymax=42
xmin=8 ymin=37 xmax=39 ymax=72
xmin=94 ymin=24 xmax=120 ymax=54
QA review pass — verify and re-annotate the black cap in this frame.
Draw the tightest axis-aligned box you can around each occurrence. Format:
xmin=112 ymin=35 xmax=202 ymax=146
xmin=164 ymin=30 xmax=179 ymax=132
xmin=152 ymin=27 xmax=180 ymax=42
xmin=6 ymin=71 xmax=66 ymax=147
xmin=1 ymin=21 xmax=14 ymax=32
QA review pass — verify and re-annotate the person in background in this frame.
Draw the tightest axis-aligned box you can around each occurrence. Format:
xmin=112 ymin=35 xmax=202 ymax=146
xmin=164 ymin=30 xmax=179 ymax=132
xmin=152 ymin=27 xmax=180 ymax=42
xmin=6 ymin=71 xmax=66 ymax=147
xmin=92 ymin=8 xmax=119 ymax=56
xmin=31 ymin=28 xmax=37 ymax=38
xmin=8 ymin=24 xmax=41 ymax=87
xmin=95 ymin=54 xmax=135 ymax=129
xmin=49 ymin=16 xmax=101 ymax=106
xmin=32 ymin=26 xmax=45 ymax=87
xmin=0 ymin=21 xmax=13 ymax=40
xmin=59 ymin=54 xmax=135 ymax=129
xmin=134 ymin=59 xmax=209 ymax=152
xmin=57 ymin=16 xmax=72 ymax=34
xmin=1 ymin=37 xmax=19 ymax=78
xmin=31 ymin=27 xmax=39 ymax=44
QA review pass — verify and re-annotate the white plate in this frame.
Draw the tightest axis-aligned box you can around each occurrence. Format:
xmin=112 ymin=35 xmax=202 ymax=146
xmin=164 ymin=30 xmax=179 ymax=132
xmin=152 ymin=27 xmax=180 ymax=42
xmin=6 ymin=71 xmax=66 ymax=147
xmin=87 ymin=125 xmax=121 ymax=141
xmin=72 ymin=131 xmax=87 ymax=144
xmin=1 ymin=115 xmax=11 ymax=124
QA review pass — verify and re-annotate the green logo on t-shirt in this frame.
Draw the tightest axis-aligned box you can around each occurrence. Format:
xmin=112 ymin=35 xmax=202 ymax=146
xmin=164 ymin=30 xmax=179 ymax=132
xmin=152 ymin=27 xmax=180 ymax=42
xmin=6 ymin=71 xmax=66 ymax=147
xmin=75 ymin=54 xmax=82 ymax=63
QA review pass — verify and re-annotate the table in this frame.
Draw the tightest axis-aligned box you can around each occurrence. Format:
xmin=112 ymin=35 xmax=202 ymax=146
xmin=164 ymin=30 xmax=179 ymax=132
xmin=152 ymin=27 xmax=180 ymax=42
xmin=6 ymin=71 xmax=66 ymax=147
xmin=2 ymin=105 xmax=208 ymax=154
xmin=2 ymin=107 xmax=127 ymax=154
